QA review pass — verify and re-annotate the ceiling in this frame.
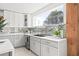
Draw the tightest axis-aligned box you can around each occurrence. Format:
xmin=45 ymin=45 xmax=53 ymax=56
xmin=0 ymin=3 xmax=49 ymax=13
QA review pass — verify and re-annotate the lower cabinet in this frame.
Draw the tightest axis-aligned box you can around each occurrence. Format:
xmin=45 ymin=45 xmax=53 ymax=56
xmin=30 ymin=36 xmax=41 ymax=56
xmin=30 ymin=36 xmax=67 ymax=56
xmin=30 ymin=36 xmax=58 ymax=56
xmin=41 ymin=44 xmax=58 ymax=56
xmin=33 ymin=42 xmax=40 ymax=55
xmin=8 ymin=35 xmax=25 ymax=48
xmin=49 ymin=46 xmax=58 ymax=56
xmin=15 ymin=35 xmax=25 ymax=47
xmin=41 ymin=44 xmax=49 ymax=56
xmin=0 ymin=35 xmax=8 ymax=40
xmin=30 ymin=39 xmax=34 ymax=52
xmin=8 ymin=35 xmax=15 ymax=47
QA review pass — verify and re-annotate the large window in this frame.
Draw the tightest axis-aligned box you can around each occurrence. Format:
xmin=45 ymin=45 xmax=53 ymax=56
xmin=32 ymin=5 xmax=65 ymax=27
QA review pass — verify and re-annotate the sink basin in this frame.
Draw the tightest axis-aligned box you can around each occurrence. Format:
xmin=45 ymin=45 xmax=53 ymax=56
xmin=34 ymin=34 xmax=47 ymax=37
xmin=0 ymin=41 xmax=5 ymax=43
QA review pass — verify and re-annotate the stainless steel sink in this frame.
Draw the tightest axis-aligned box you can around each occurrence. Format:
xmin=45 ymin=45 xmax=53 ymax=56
xmin=34 ymin=34 xmax=47 ymax=37
xmin=0 ymin=41 xmax=5 ymax=43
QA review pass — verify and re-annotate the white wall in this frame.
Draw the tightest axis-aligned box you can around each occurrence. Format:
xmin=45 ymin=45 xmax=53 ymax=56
xmin=0 ymin=10 xmax=4 ymax=16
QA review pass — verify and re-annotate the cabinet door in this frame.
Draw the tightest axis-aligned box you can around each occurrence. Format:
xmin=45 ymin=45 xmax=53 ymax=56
xmin=33 ymin=42 xmax=40 ymax=55
xmin=4 ymin=11 xmax=15 ymax=27
xmin=15 ymin=13 xmax=24 ymax=27
xmin=27 ymin=14 xmax=32 ymax=27
xmin=30 ymin=38 xmax=35 ymax=51
xmin=30 ymin=36 xmax=41 ymax=55
xmin=41 ymin=44 xmax=49 ymax=56
xmin=41 ymin=44 xmax=58 ymax=56
xmin=14 ymin=35 xmax=25 ymax=47
xmin=4 ymin=11 xmax=10 ymax=26
xmin=8 ymin=35 xmax=15 ymax=47
xmin=14 ymin=13 xmax=19 ymax=27
xmin=9 ymin=12 xmax=15 ymax=26
xmin=49 ymin=46 xmax=58 ymax=56
xmin=18 ymin=14 xmax=24 ymax=27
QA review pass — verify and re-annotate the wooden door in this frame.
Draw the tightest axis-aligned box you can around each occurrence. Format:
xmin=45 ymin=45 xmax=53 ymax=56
xmin=66 ymin=3 xmax=79 ymax=56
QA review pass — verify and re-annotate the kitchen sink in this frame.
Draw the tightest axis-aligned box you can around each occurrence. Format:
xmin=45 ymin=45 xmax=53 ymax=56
xmin=34 ymin=34 xmax=47 ymax=37
xmin=0 ymin=41 xmax=5 ymax=43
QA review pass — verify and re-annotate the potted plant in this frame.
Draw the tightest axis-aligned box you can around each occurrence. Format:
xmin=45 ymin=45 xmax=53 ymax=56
xmin=0 ymin=16 xmax=7 ymax=32
xmin=53 ymin=27 xmax=61 ymax=38
xmin=52 ymin=24 xmax=65 ymax=38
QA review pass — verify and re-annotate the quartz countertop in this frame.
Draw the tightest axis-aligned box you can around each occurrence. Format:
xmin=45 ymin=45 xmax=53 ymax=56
xmin=0 ymin=32 xmax=66 ymax=42
xmin=0 ymin=33 xmax=24 ymax=36
xmin=24 ymin=33 xmax=66 ymax=42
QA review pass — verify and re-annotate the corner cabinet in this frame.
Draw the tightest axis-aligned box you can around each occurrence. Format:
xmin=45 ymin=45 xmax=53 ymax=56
xmin=30 ymin=36 xmax=67 ymax=56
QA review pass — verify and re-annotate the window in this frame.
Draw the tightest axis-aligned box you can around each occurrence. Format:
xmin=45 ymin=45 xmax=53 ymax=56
xmin=32 ymin=5 xmax=65 ymax=27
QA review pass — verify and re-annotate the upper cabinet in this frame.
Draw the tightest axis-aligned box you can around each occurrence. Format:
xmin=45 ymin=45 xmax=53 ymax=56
xmin=4 ymin=11 xmax=24 ymax=27
xmin=27 ymin=14 xmax=33 ymax=27
xmin=0 ymin=10 xmax=4 ymax=16
xmin=15 ymin=13 xmax=24 ymax=27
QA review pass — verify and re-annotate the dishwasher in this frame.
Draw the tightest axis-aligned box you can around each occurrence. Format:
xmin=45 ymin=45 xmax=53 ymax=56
xmin=25 ymin=35 xmax=30 ymax=50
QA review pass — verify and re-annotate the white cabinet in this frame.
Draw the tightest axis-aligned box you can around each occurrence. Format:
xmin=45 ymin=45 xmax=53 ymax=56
xmin=4 ymin=11 xmax=15 ymax=27
xmin=49 ymin=46 xmax=58 ymax=56
xmin=4 ymin=11 xmax=24 ymax=27
xmin=33 ymin=42 xmax=40 ymax=55
xmin=4 ymin=11 xmax=10 ymax=26
xmin=30 ymin=38 xmax=35 ymax=52
xmin=30 ymin=36 xmax=67 ymax=56
xmin=14 ymin=13 xmax=19 ymax=26
xmin=8 ymin=35 xmax=25 ymax=48
xmin=41 ymin=44 xmax=58 ymax=56
xmin=15 ymin=13 xmax=24 ymax=27
xmin=30 ymin=36 xmax=41 ymax=55
xmin=41 ymin=44 xmax=49 ymax=56
xmin=27 ymin=14 xmax=33 ymax=27
xmin=58 ymin=41 xmax=67 ymax=56
xmin=15 ymin=35 xmax=25 ymax=47
xmin=0 ymin=35 xmax=8 ymax=40
xmin=18 ymin=14 xmax=24 ymax=27
xmin=41 ymin=38 xmax=66 ymax=56
xmin=8 ymin=35 xmax=15 ymax=47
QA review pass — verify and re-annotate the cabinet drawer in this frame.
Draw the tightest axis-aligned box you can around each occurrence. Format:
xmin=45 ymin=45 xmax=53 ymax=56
xmin=30 ymin=36 xmax=40 ymax=42
xmin=41 ymin=39 xmax=58 ymax=48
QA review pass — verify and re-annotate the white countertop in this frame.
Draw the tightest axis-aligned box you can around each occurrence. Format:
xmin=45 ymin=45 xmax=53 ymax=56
xmin=0 ymin=39 xmax=14 ymax=54
xmin=0 ymin=33 xmax=24 ymax=36
xmin=40 ymin=36 xmax=66 ymax=42
xmin=0 ymin=33 xmax=66 ymax=42
xmin=24 ymin=33 xmax=66 ymax=42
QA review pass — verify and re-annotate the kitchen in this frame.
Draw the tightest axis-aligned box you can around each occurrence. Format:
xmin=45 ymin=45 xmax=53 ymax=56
xmin=0 ymin=3 xmax=67 ymax=56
